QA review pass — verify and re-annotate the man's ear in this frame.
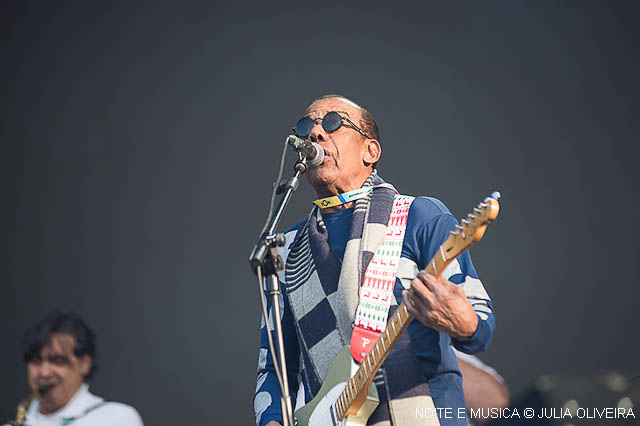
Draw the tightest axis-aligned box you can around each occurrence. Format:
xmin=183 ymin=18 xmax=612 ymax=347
xmin=78 ymin=355 xmax=92 ymax=377
xmin=363 ymin=139 xmax=381 ymax=166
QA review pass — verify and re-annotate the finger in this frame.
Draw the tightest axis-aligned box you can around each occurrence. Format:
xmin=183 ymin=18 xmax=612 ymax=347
xmin=404 ymin=289 xmax=445 ymax=331
xmin=402 ymin=289 xmax=414 ymax=308
xmin=417 ymin=271 xmax=446 ymax=295
xmin=404 ymin=288 xmax=428 ymax=311
xmin=403 ymin=289 xmax=423 ymax=318
xmin=433 ymin=273 xmax=460 ymax=291
xmin=409 ymin=283 xmax=435 ymax=314
xmin=432 ymin=275 xmax=466 ymax=299
xmin=411 ymin=276 xmax=437 ymax=305
xmin=402 ymin=289 xmax=413 ymax=306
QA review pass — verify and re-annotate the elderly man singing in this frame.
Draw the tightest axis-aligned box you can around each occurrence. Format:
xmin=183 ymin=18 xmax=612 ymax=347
xmin=254 ymin=95 xmax=496 ymax=426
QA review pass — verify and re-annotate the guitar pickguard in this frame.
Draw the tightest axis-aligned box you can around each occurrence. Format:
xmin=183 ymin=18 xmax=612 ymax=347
xmin=294 ymin=346 xmax=379 ymax=426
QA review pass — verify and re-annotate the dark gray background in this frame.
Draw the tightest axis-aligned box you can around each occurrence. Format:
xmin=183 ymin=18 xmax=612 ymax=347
xmin=2 ymin=1 xmax=639 ymax=424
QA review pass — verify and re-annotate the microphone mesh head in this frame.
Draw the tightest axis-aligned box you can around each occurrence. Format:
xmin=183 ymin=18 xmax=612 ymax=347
xmin=309 ymin=143 xmax=324 ymax=167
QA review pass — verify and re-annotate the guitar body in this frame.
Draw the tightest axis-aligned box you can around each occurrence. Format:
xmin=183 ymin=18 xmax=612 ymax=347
xmin=294 ymin=346 xmax=379 ymax=426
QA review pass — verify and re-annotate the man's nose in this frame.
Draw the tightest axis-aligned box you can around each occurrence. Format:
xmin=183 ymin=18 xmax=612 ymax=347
xmin=308 ymin=122 xmax=328 ymax=143
xmin=38 ymin=361 xmax=53 ymax=377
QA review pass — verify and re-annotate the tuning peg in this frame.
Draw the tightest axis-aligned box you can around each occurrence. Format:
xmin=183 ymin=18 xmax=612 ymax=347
xmin=484 ymin=191 xmax=501 ymax=202
xmin=454 ymin=224 xmax=467 ymax=239
xmin=461 ymin=219 xmax=470 ymax=225
xmin=468 ymin=214 xmax=477 ymax=219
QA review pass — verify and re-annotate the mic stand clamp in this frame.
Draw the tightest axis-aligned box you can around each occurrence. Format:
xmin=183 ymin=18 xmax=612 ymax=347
xmin=249 ymin=155 xmax=308 ymax=426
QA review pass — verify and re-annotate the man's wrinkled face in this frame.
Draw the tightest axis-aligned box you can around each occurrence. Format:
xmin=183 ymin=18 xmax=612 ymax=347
xmin=26 ymin=332 xmax=90 ymax=414
xmin=302 ymin=98 xmax=373 ymax=195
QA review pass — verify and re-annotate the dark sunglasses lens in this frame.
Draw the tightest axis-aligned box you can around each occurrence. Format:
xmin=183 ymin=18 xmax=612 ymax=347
xmin=295 ymin=117 xmax=314 ymax=137
xmin=322 ymin=112 xmax=343 ymax=132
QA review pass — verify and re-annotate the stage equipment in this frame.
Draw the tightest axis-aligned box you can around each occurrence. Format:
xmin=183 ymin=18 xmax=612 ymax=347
xmin=488 ymin=372 xmax=639 ymax=426
xmin=249 ymin=134 xmax=326 ymax=426
xmin=286 ymin=135 xmax=324 ymax=166
xmin=8 ymin=393 xmax=35 ymax=426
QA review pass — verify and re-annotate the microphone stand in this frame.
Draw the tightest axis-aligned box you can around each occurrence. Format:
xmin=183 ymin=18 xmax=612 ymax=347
xmin=249 ymin=152 xmax=308 ymax=426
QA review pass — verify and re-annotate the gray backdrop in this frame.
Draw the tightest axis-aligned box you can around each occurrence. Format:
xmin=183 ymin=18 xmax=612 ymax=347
xmin=1 ymin=1 xmax=639 ymax=424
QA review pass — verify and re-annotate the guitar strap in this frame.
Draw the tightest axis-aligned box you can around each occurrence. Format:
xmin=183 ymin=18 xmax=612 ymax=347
xmin=350 ymin=194 xmax=413 ymax=362
xmin=349 ymin=195 xmax=441 ymax=426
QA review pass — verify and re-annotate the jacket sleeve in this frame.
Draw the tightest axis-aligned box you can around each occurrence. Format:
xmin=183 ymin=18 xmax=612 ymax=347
xmin=406 ymin=197 xmax=496 ymax=354
xmin=447 ymin=247 xmax=496 ymax=354
xmin=254 ymin=285 xmax=301 ymax=426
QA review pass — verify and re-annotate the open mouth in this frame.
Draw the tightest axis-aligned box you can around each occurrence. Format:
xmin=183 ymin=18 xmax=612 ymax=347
xmin=38 ymin=384 xmax=55 ymax=396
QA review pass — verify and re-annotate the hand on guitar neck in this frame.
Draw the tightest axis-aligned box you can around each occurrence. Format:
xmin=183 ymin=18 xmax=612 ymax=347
xmin=402 ymin=271 xmax=479 ymax=339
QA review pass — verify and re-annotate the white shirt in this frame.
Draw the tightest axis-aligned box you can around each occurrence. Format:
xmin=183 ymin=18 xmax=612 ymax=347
xmin=13 ymin=384 xmax=143 ymax=426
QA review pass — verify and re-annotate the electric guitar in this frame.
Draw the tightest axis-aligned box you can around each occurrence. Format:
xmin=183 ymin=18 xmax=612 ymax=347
xmin=293 ymin=192 xmax=501 ymax=426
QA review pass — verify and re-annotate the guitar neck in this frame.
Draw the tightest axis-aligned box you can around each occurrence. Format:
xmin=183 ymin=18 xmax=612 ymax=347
xmin=335 ymin=243 xmax=452 ymax=419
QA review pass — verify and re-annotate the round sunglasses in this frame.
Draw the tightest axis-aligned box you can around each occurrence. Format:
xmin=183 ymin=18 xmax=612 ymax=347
xmin=294 ymin=111 xmax=370 ymax=139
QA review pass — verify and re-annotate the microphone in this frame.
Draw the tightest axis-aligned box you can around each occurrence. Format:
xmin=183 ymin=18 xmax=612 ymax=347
xmin=286 ymin=135 xmax=325 ymax=166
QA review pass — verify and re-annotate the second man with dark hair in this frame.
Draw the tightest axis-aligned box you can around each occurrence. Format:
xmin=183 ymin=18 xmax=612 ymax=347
xmin=7 ymin=312 xmax=144 ymax=426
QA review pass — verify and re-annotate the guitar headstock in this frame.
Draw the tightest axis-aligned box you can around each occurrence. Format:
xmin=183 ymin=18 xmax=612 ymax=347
xmin=443 ymin=191 xmax=501 ymax=260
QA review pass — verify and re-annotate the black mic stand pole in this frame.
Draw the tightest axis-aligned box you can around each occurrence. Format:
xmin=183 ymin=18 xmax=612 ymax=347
xmin=249 ymin=152 xmax=308 ymax=426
